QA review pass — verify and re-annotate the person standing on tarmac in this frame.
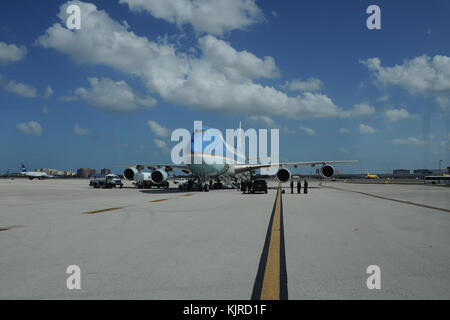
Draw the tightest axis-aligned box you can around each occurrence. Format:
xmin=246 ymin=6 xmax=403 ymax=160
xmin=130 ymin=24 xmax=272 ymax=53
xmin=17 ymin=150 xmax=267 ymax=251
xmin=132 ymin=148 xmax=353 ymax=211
xmin=248 ymin=179 xmax=253 ymax=194
xmin=304 ymin=179 xmax=308 ymax=194
xmin=290 ymin=180 xmax=294 ymax=194
xmin=297 ymin=179 xmax=301 ymax=194
xmin=241 ymin=180 xmax=246 ymax=194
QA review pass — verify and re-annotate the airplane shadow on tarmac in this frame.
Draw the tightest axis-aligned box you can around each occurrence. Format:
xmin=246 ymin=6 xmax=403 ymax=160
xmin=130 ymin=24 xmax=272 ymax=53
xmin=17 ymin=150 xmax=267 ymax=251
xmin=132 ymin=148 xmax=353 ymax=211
xmin=138 ymin=188 xmax=189 ymax=194
xmin=137 ymin=186 xmax=321 ymax=194
xmin=138 ymin=188 xmax=236 ymax=194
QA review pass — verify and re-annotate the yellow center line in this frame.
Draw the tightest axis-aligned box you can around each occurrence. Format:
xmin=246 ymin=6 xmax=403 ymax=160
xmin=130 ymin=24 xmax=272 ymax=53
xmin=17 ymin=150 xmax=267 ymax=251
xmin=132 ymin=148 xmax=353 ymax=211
xmin=83 ymin=207 xmax=123 ymax=214
xmin=260 ymin=184 xmax=282 ymax=300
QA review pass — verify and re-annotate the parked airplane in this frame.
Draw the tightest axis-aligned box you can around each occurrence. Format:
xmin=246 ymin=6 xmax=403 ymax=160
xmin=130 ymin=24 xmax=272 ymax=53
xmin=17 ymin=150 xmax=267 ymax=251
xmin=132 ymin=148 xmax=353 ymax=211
xmin=366 ymin=169 xmax=379 ymax=179
xmin=122 ymin=125 xmax=358 ymax=191
xmin=21 ymin=163 xmax=49 ymax=180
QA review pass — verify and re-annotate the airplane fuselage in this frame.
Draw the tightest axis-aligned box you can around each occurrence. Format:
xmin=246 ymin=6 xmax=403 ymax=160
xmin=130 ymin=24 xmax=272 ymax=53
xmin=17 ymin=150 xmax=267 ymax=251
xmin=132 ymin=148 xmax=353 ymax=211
xmin=22 ymin=172 xmax=48 ymax=178
xmin=185 ymin=153 xmax=234 ymax=178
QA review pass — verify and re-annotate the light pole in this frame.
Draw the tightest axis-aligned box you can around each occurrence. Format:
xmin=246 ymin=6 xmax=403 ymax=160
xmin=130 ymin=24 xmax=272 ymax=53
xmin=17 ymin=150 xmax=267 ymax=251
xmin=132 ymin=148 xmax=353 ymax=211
xmin=439 ymin=160 xmax=443 ymax=175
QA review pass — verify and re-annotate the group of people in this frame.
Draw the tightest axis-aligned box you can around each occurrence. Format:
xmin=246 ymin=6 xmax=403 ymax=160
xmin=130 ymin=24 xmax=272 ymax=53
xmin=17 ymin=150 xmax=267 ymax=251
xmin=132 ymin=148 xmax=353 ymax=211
xmin=290 ymin=179 xmax=308 ymax=194
xmin=240 ymin=180 xmax=253 ymax=194
xmin=186 ymin=179 xmax=196 ymax=191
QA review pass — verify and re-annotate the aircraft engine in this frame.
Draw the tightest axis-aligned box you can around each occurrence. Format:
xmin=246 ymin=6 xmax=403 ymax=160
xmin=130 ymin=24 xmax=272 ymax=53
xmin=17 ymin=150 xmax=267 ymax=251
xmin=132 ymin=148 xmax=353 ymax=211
xmin=123 ymin=167 xmax=138 ymax=180
xmin=320 ymin=165 xmax=335 ymax=178
xmin=276 ymin=168 xmax=291 ymax=182
xmin=151 ymin=169 xmax=168 ymax=184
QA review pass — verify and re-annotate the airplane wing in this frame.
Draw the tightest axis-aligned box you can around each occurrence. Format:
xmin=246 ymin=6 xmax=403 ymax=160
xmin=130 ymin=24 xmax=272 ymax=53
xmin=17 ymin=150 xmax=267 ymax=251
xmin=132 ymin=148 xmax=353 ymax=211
xmin=118 ymin=164 xmax=191 ymax=174
xmin=119 ymin=160 xmax=358 ymax=175
xmin=233 ymin=160 xmax=359 ymax=173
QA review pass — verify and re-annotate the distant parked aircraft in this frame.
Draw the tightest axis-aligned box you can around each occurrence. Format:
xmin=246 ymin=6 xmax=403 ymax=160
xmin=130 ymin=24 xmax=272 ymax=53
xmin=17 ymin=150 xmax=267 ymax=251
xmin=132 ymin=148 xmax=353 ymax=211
xmin=21 ymin=163 xmax=49 ymax=180
xmin=366 ymin=169 xmax=379 ymax=179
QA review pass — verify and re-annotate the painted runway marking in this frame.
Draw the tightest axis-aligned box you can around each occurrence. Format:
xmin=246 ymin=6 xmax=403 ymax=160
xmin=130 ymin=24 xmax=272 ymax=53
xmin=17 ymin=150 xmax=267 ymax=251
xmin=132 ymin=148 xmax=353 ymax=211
xmin=0 ymin=226 xmax=23 ymax=232
xmin=83 ymin=193 xmax=193 ymax=214
xmin=83 ymin=207 xmax=123 ymax=214
xmin=83 ymin=198 xmax=170 ymax=214
xmin=251 ymin=184 xmax=288 ymax=300
xmin=323 ymin=185 xmax=450 ymax=213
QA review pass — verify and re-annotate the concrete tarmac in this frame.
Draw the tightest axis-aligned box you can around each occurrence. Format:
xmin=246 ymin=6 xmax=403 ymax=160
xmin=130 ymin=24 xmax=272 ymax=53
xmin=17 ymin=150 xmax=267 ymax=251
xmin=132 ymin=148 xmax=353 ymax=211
xmin=0 ymin=178 xmax=449 ymax=299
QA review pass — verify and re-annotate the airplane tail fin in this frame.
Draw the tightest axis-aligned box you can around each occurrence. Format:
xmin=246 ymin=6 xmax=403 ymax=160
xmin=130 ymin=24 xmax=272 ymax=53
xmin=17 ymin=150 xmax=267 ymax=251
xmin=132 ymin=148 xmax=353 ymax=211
xmin=21 ymin=162 xmax=27 ymax=173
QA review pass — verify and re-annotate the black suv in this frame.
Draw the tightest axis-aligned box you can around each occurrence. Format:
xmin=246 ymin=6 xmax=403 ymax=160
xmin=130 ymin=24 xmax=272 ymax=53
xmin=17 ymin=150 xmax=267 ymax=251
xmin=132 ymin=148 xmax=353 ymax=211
xmin=250 ymin=179 xmax=268 ymax=193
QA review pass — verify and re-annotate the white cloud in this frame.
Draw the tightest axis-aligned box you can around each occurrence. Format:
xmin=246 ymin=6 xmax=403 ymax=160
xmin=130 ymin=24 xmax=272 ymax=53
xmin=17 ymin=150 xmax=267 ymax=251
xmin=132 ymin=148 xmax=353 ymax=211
xmin=340 ymin=103 xmax=376 ymax=118
xmin=299 ymin=126 xmax=316 ymax=135
xmin=385 ymin=108 xmax=412 ymax=122
xmin=436 ymin=96 xmax=450 ymax=111
xmin=339 ymin=128 xmax=350 ymax=134
xmin=73 ymin=124 xmax=89 ymax=135
xmin=340 ymin=148 xmax=350 ymax=154
xmin=16 ymin=121 xmax=43 ymax=136
xmin=247 ymin=115 xmax=276 ymax=127
xmin=284 ymin=78 xmax=323 ymax=92
xmin=0 ymin=75 xmax=37 ymax=98
xmin=392 ymin=137 xmax=426 ymax=146
xmin=281 ymin=127 xmax=296 ymax=134
xmin=197 ymin=35 xmax=280 ymax=82
xmin=153 ymin=138 xmax=169 ymax=152
xmin=75 ymin=77 xmax=156 ymax=112
xmin=377 ymin=94 xmax=389 ymax=102
xmin=42 ymin=106 xmax=50 ymax=114
xmin=119 ymin=0 xmax=264 ymax=35
xmin=359 ymin=124 xmax=376 ymax=134
xmin=147 ymin=120 xmax=170 ymax=138
xmin=44 ymin=85 xmax=53 ymax=98
xmin=247 ymin=116 xmax=294 ymax=133
xmin=0 ymin=42 xmax=27 ymax=64
xmin=37 ymin=1 xmax=370 ymax=120
xmin=361 ymin=55 xmax=450 ymax=96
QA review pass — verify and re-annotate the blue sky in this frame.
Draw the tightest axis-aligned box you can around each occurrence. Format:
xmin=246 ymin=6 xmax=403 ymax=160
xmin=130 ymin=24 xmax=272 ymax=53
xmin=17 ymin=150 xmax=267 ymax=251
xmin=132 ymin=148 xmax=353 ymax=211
xmin=0 ymin=0 xmax=449 ymax=174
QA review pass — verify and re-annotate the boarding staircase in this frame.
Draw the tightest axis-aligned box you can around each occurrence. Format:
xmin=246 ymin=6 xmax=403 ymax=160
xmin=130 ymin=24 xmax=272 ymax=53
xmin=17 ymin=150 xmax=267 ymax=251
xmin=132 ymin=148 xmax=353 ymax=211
xmin=219 ymin=174 xmax=241 ymax=189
